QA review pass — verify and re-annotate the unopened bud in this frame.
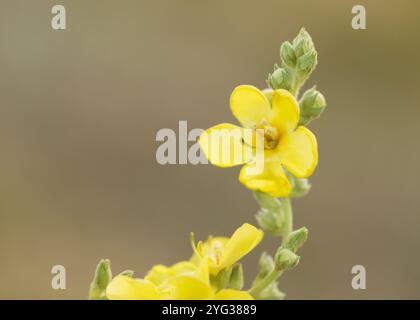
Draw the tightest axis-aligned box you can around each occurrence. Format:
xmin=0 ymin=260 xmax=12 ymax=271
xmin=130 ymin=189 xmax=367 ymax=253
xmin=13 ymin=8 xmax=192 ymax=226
xmin=88 ymin=259 xmax=112 ymax=300
xmin=267 ymin=67 xmax=291 ymax=90
xmin=254 ymin=191 xmax=284 ymax=235
xmin=255 ymin=208 xmax=283 ymax=236
xmin=299 ymin=87 xmax=326 ymax=125
xmin=293 ymin=28 xmax=315 ymax=57
xmin=280 ymin=41 xmax=297 ymax=68
xmin=289 ymin=174 xmax=311 ymax=198
xmin=258 ymin=285 xmax=286 ymax=300
xmin=285 ymin=227 xmax=308 ymax=252
xmin=297 ymin=51 xmax=317 ymax=77
xmin=251 ymin=252 xmax=275 ymax=288
xmin=275 ymin=248 xmax=300 ymax=270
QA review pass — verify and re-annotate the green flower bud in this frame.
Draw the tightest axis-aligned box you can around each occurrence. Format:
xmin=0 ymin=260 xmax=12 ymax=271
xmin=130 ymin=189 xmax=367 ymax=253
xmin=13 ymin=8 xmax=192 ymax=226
xmin=258 ymin=252 xmax=275 ymax=275
xmin=255 ymin=208 xmax=282 ymax=235
xmin=275 ymin=248 xmax=300 ymax=270
xmin=257 ymin=283 xmax=286 ymax=300
xmin=254 ymin=191 xmax=281 ymax=212
xmin=293 ymin=28 xmax=315 ymax=57
xmin=297 ymin=51 xmax=317 ymax=77
xmin=299 ymin=87 xmax=326 ymax=125
xmin=252 ymin=252 xmax=275 ymax=288
xmin=266 ymin=67 xmax=291 ymax=90
xmin=280 ymin=41 xmax=297 ymax=68
xmin=289 ymin=174 xmax=311 ymax=198
xmin=254 ymin=191 xmax=285 ymax=235
xmin=88 ymin=259 xmax=112 ymax=300
xmin=285 ymin=227 xmax=308 ymax=252
xmin=229 ymin=264 xmax=244 ymax=290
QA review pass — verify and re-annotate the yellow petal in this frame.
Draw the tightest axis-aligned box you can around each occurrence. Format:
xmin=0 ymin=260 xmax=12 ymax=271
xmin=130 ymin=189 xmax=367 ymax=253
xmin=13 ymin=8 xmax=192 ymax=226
xmin=230 ymin=85 xmax=272 ymax=128
xmin=270 ymin=89 xmax=300 ymax=136
xmin=194 ymin=257 xmax=210 ymax=285
xmin=106 ymin=276 xmax=159 ymax=300
xmin=162 ymin=275 xmax=213 ymax=300
xmin=239 ymin=152 xmax=292 ymax=197
xmin=145 ymin=262 xmax=197 ymax=285
xmin=199 ymin=123 xmax=253 ymax=167
xmin=216 ymin=223 xmax=263 ymax=273
xmin=277 ymin=126 xmax=318 ymax=178
xmin=215 ymin=289 xmax=254 ymax=300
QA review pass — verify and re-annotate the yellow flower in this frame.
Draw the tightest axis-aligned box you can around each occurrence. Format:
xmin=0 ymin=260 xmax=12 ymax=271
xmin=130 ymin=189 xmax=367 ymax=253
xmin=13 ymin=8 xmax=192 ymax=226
xmin=199 ymin=85 xmax=318 ymax=197
xmin=106 ymin=259 xmax=253 ymax=300
xmin=191 ymin=223 xmax=263 ymax=276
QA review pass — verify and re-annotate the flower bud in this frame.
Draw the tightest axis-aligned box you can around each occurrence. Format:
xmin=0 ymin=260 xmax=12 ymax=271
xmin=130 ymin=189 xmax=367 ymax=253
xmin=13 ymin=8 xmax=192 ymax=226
xmin=259 ymin=252 xmax=275 ymax=275
xmin=266 ymin=67 xmax=291 ymax=90
xmin=292 ymin=28 xmax=315 ymax=57
xmin=255 ymin=208 xmax=282 ymax=235
xmin=257 ymin=283 xmax=286 ymax=300
xmin=287 ymin=171 xmax=311 ymax=198
xmin=275 ymin=248 xmax=300 ymax=270
xmin=285 ymin=227 xmax=308 ymax=252
xmin=280 ymin=41 xmax=297 ymax=68
xmin=297 ymin=51 xmax=317 ymax=77
xmin=299 ymin=87 xmax=326 ymax=125
xmin=251 ymin=252 xmax=275 ymax=288
xmin=254 ymin=191 xmax=284 ymax=235
xmin=229 ymin=264 xmax=244 ymax=290
xmin=88 ymin=259 xmax=112 ymax=300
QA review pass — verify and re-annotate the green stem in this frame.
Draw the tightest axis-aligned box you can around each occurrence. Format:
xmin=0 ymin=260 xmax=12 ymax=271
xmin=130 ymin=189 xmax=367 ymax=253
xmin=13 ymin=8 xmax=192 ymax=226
xmin=249 ymin=267 xmax=283 ymax=297
xmin=289 ymin=69 xmax=301 ymax=97
xmin=281 ymin=197 xmax=293 ymax=245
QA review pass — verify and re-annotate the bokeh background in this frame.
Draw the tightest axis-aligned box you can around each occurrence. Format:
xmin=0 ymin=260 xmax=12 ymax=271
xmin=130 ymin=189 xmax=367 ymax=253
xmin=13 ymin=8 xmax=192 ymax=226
xmin=0 ymin=0 xmax=419 ymax=299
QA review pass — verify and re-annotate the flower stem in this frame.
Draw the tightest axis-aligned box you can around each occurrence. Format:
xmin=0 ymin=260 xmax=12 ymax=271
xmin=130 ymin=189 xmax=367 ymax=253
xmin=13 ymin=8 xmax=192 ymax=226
xmin=249 ymin=197 xmax=293 ymax=297
xmin=281 ymin=197 xmax=293 ymax=245
xmin=289 ymin=70 xmax=301 ymax=97
xmin=249 ymin=267 xmax=283 ymax=297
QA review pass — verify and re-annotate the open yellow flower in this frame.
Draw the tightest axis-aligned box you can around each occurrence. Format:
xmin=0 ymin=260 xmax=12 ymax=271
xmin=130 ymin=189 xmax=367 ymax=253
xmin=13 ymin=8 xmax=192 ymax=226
xmin=191 ymin=223 xmax=263 ymax=276
xmin=199 ymin=85 xmax=318 ymax=197
xmin=106 ymin=260 xmax=212 ymax=300
xmin=106 ymin=259 xmax=253 ymax=300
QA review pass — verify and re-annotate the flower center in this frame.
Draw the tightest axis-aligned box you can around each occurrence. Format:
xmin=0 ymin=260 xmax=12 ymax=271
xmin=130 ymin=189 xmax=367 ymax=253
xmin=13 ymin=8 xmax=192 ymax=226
xmin=255 ymin=120 xmax=279 ymax=150
xmin=209 ymin=239 xmax=224 ymax=266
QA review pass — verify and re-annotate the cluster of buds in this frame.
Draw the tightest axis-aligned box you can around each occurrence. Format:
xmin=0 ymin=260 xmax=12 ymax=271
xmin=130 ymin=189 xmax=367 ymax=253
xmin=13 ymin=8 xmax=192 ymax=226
xmin=267 ymin=29 xmax=326 ymax=125
xmin=267 ymin=28 xmax=318 ymax=94
xmin=250 ymin=227 xmax=308 ymax=299
xmin=254 ymin=192 xmax=308 ymax=269
xmin=275 ymin=227 xmax=308 ymax=270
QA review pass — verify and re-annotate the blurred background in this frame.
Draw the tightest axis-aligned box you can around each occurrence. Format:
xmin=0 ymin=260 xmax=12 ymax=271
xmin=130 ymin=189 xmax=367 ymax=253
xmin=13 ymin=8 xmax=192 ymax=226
xmin=0 ymin=0 xmax=419 ymax=299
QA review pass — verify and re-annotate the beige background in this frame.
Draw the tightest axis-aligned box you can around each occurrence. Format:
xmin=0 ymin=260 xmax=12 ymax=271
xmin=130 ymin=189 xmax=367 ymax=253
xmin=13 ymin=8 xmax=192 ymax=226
xmin=0 ymin=0 xmax=419 ymax=299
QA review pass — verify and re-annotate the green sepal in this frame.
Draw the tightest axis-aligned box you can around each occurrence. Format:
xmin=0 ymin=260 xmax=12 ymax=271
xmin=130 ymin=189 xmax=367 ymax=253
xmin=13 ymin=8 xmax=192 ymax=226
xmin=229 ymin=264 xmax=244 ymax=290
xmin=88 ymin=259 xmax=112 ymax=300
xmin=284 ymin=227 xmax=308 ymax=252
